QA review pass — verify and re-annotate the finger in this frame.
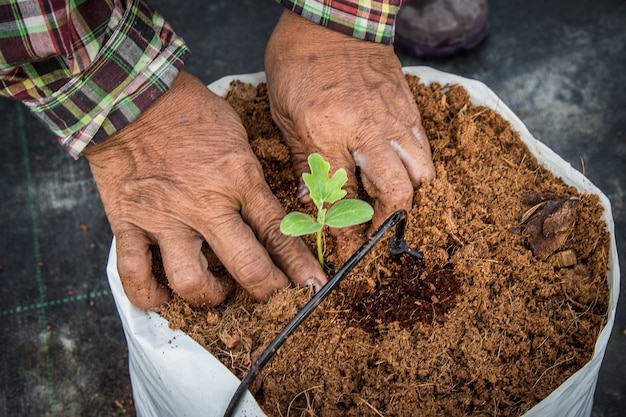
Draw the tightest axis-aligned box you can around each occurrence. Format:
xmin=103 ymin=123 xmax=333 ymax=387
xmin=391 ymin=124 xmax=436 ymax=186
xmin=271 ymin=110 xmax=316 ymax=203
xmin=116 ymin=228 xmax=170 ymax=310
xmin=203 ymin=211 xmax=292 ymax=301
xmin=241 ymin=186 xmax=327 ymax=291
xmin=283 ymin=139 xmax=314 ymax=203
xmin=158 ymin=232 xmax=231 ymax=308
xmin=353 ymin=143 xmax=414 ymax=228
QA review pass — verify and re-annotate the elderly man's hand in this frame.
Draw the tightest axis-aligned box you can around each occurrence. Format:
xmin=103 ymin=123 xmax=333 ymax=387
xmin=84 ymin=70 xmax=326 ymax=310
xmin=265 ymin=10 xmax=436 ymax=257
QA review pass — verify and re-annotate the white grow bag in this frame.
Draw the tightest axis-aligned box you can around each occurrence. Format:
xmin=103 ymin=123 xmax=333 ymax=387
xmin=106 ymin=67 xmax=620 ymax=417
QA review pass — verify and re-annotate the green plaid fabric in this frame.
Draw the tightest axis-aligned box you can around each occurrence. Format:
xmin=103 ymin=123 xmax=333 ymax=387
xmin=277 ymin=0 xmax=404 ymax=43
xmin=1 ymin=1 xmax=400 ymax=158
xmin=0 ymin=0 xmax=188 ymax=159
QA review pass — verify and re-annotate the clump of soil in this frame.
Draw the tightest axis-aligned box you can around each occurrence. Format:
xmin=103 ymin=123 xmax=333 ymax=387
xmin=158 ymin=76 xmax=610 ymax=416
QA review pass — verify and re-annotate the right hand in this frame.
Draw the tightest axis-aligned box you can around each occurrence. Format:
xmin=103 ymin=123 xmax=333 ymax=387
xmin=264 ymin=10 xmax=436 ymax=257
xmin=84 ymin=70 xmax=327 ymax=310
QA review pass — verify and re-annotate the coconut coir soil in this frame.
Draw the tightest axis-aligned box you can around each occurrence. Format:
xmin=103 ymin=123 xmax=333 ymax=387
xmin=158 ymin=76 xmax=610 ymax=417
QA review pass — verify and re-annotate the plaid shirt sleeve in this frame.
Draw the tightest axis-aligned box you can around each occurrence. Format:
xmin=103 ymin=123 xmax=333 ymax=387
xmin=0 ymin=0 xmax=189 ymax=159
xmin=276 ymin=0 xmax=404 ymax=44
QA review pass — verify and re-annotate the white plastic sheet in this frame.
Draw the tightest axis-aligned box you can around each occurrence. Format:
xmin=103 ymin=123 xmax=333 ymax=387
xmin=107 ymin=67 xmax=620 ymax=417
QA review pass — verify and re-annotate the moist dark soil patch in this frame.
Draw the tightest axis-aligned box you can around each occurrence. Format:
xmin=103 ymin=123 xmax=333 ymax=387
xmin=156 ymin=75 xmax=610 ymax=417
xmin=338 ymin=258 xmax=460 ymax=335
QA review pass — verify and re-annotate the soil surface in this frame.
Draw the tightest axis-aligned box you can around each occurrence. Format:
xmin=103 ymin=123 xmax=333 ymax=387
xmin=158 ymin=76 xmax=610 ymax=416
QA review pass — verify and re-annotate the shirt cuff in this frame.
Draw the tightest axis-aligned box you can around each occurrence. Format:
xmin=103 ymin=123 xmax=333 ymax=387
xmin=24 ymin=1 xmax=189 ymax=159
xmin=276 ymin=0 xmax=404 ymax=44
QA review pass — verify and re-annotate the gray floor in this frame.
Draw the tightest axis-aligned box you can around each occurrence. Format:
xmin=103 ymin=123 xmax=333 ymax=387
xmin=0 ymin=1 xmax=624 ymax=416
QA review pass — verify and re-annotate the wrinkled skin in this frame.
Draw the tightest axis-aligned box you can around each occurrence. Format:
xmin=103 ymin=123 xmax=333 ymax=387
xmin=265 ymin=10 xmax=436 ymax=258
xmin=84 ymin=71 xmax=326 ymax=310
xmin=84 ymin=9 xmax=436 ymax=310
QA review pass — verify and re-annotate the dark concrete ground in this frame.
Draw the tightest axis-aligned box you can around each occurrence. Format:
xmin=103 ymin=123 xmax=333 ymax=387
xmin=0 ymin=1 xmax=624 ymax=416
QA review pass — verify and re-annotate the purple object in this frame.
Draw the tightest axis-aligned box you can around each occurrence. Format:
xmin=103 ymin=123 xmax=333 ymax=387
xmin=395 ymin=0 xmax=490 ymax=58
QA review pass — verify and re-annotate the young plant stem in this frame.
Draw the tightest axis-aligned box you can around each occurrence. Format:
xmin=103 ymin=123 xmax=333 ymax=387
xmin=316 ymin=229 xmax=324 ymax=268
xmin=316 ymin=207 xmax=327 ymax=268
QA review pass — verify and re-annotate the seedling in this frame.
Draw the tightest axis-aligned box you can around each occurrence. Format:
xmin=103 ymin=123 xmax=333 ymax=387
xmin=280 ymin=153 xmax=374 ymax=268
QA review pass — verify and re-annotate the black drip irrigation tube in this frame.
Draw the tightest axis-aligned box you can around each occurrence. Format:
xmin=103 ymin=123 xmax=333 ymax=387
xmin=223 ymin=209 xmax=422 ymax=417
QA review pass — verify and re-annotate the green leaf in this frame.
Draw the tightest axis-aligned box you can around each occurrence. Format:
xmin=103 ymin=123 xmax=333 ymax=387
xmin=303 ymin=154 xmax=347 ymax=208
xmin=280 ymin=212 xmax=322 ymax=236
xmin=325 ymin=199 xmax=374 ymax=228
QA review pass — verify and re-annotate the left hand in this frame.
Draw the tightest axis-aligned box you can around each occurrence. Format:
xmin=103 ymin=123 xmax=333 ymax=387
xmin=84 ymin=70 xmax=327 ymax=310
xmin=265 ymin=10 xmax=436 ymax=257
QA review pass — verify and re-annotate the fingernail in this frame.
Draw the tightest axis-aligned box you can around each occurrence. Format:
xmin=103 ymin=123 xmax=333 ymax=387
xmin=305 ymin=278 xmax=325 ymax=293
xmin=297 ymin=178 xmax=309 ymax=199
xmin=150 ymin=303 xmax=167 ymax=314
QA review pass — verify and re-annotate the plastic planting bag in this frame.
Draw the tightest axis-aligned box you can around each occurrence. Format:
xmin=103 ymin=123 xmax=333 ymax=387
xmin=106 ymin=67 xmax=620 ymax=417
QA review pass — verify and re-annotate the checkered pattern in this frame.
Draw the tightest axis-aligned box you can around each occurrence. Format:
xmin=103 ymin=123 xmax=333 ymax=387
xmin=0 ymin=0 xmax=188 ymax=159
xmin=277 ymin=0 xmax=404 ymax=43
xmin=0 ymin=1 xmax=400 ymax=159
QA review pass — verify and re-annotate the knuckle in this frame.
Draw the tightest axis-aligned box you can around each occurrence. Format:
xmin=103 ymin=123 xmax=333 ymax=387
xmin=167 ymin=263 xmax=206 ymax=295
xmin=117 ymin=251 xmax=147 ymax=279
xmin=267 ymin=228 xmax=310 ymax=265
xmin=265 ymin=223 xmax=292 ymax=253
xmin=235 ymin=162 xmax=265 ymax=190
xmin=167 ymin=264 xmax=230 ymax=308
xmin=387 ymin=179 xmax=414 ymax=207
xmin=231 ymin=251 xmax=273 ymax=286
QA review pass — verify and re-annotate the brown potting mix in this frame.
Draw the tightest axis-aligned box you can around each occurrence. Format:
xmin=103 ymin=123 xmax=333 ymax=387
xmin=158 ymin=75 xmax=610 ymax=417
